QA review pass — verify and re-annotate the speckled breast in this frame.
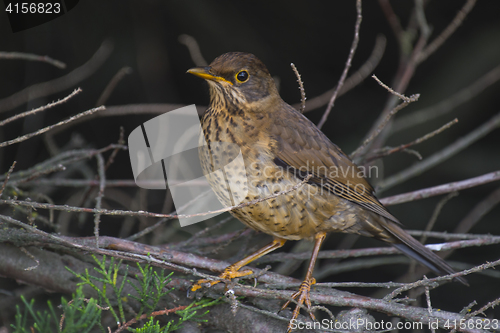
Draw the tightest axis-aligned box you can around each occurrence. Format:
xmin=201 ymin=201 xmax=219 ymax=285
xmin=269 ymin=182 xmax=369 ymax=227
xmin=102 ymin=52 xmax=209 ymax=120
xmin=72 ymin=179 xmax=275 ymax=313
xmin=198 ymin=121 xmax=365 ymax=241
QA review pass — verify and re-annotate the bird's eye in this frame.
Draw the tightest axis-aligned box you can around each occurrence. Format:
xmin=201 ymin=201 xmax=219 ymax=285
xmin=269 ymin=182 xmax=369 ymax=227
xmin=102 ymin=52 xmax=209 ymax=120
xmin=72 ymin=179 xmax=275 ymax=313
xmin=236 ymin=70 xmax=249 ymax=83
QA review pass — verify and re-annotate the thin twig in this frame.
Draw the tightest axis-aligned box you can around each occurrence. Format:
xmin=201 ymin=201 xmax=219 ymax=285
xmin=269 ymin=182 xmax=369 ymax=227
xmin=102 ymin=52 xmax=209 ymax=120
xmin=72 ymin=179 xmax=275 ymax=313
xmin=449 ymin=297 xmax=500 ymax=333
xmin=104 ymin=127 xmax=125 ymax=171
xmin=420 ymin=192 xmax=459 ymax=244
xmin=1 ymin=175 xmax=313 ymax=220
xmin=371 ymin=74 xmax=416 ymax=102
xmin=183 ymin=215 xmax=234 ymax=247
xmin=1 ymin=144 xmax=125 ymax=183
xmin=0 ymin=51 xmax=66 ymax=69
xmin=0 ymin=106 xmax=105 ymax=148
xmin=414 ymin=0 xmax=432 ymax=40
xmin=380 ymin=170 xmax=500 ymax=206
xmin=0 ymin=161 xmax=16 ymax=197
xmin=14 ymin=178 xmax=205 ymax=188
xmin=94 ymin=154 xmax=106 ymax=248
xmin=60 ymin=298 xmax=110 ymax=331
xmin=367 ymin=118 xmax=458 ymax=162
xmin=468 ymin=297 xmax=500 ymax=319
xmin=377 ymin=0 xmax=404 ymax=47
xmin=178 ymin=34 xmax=208 ymax=66
xmin=96 ymin=67 xmax=132 ymax=106
xmin=393 ymin=64 xmax=500 ymax=133
xmin=290 ymin=63 xmax=306 ymax=113
xmin=126 ymin=189 xmax=213 ymax=241
xmin=0 ymin=41 xmax=112 ymax=114
xmin=257 ymin=236 xmax=500 ymax=263
xmin=317 ymin=0 xmax=362 ymax=129
xmin=0 ymin=88 xmax=82 ymax=127
xmin=407 ymin=231 xmax=495 ymax=240
xmin=19 ymin=247 xmax=39 ymax=271
xmin=416 ymin=0 xmax=477 ymax=64
xmin=378 ymin=112 xmax=500 ymax=192
xmin=113 ymin=305 xmax=189 ymax=333
xmin=350 ymin=76 xmax=419 ymax=159
xmin=385 ymin=258 xmax=500 ymax=302
xmin=422 ymin=276 xmax=437 ymax=333
xmin=296 ymin=35 xmax=386 ymax=113
xmin=454 ymin=186 xmax=500 ymax=234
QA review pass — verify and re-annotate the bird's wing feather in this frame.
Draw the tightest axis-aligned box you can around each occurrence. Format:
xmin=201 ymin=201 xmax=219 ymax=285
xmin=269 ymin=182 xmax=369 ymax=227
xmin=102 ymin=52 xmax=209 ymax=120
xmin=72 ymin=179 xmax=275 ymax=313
xmin=271 ymin=103 xmax=400 ymax=224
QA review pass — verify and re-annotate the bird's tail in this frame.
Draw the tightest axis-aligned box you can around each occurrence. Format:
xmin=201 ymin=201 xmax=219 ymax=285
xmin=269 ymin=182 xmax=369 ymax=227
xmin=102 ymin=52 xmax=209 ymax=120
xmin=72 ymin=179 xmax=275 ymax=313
xmin=383 ymin=221 xmax=468 ymax=286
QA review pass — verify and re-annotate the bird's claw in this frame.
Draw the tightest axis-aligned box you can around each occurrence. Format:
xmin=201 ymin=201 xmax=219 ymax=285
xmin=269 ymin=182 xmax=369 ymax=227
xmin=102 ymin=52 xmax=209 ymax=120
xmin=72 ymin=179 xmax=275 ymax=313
xmin=282 ymin=277 xmax=317 ymax=332
xmin=190 ymin=264 xmax=253 ymax=292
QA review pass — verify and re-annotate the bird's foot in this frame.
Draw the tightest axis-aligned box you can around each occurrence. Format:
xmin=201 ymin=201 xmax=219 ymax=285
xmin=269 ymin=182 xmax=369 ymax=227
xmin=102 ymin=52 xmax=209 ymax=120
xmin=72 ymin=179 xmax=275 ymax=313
xmin=191 ymin=264 xmax=253 ymax=292
xmin=282 ymin=277 xmax=317 ymax=332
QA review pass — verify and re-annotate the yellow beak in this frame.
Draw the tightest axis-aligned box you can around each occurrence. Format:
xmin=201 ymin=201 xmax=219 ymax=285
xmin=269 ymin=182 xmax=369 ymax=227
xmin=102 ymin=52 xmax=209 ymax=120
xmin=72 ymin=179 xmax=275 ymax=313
xmin=187 ymin=67 xmax=233 ymax=85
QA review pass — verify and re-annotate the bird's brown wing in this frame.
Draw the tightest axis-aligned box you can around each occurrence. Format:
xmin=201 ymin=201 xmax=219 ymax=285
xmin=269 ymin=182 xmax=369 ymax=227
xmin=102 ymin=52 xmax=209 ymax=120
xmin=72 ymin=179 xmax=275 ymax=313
xmin=271 ymin=103 xmax=399 ymax=224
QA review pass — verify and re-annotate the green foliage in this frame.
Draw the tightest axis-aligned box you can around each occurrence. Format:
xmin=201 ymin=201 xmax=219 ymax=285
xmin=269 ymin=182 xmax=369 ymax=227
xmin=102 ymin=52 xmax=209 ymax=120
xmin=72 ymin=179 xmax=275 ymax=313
xmin=129 ymin=262 xmax=174 ymax=318
xmin=12 ymin=287 xmax=101 ymax=333
xmin=12 ymin=255 xmax=220 ymax=332
xmin=133 ymin=318 xmax=167 ymax=333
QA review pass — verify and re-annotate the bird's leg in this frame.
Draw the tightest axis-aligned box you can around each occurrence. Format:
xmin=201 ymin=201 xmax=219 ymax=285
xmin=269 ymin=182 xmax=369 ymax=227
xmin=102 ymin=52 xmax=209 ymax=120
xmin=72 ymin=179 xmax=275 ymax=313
xmin=191 ymin=237 xmax=286 ymax=292
xmin=282 ymin=231 xmax=326 ymax=332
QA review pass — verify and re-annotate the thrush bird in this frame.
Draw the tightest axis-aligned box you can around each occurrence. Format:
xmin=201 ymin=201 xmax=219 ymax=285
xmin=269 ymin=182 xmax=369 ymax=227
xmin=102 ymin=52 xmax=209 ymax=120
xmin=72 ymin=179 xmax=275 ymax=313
xmin=187 ymin=52 xmax=467 ymax=330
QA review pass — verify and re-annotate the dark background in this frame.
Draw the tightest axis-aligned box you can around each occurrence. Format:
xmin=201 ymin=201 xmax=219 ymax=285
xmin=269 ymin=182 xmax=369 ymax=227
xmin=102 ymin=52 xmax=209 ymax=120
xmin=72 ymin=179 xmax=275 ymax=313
xmin=1 ymin=0 xmax=500 ymax=327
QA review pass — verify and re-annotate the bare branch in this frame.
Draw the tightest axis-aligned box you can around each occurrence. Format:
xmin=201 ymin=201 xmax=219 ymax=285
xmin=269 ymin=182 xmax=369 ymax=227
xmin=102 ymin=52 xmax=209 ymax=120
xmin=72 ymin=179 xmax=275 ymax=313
xmin=19 ymin=246 xmax=39 ymax=271
xmin=377 ymin=0 xmax=404 ymax=47
xmin=257 ymin=237 xmax=500 ymax=263
xmin=350 ymin=75 xmax=419 ymax=159
xmin=0 ymin=161 xmax=16 ymax=197
xmin=453 ymin=186 xmax=500 ymax=234
xmin=380 ymin=170 xmax=500 ymax=206
xmin=420 ymin=192 xmax=459 ymax=244
xmin=182 ymin=215 xmax=234 ymax=247
xmin=94 ymin=154 xmax=106 ymax=248
xmin=371 ymin=74 xmax=417 ymax=102
xmin=0 ymin=88 xmax=81 ymax=127
xmin=416 ymin=0 xmax=477 ymax=64
xmin=0 ymin=41 xmax=112 ymax=114
xmin=0 ymin=51 xmax=66 ymax=69
xmin=96 ymin=67 xmax=132 ymax=106
xmin=0 ymin=106 xmax=105 ymax=148
xmin=367 ymin=118 xmax=458 ymax=162
xmin=296 ymin=35 xmax=386 ymax=113
xmin=378 ymin=112 xmax=500 ymax=192
xmin=113 ymin=305 xmax=189 ymax=333
xmin=0 ymin=175 xmax=313 ymax=220
xmin=393 ymin=64 xmax=500 ymax=133
xmin=178 ymin=34 xmax=208 ymax=66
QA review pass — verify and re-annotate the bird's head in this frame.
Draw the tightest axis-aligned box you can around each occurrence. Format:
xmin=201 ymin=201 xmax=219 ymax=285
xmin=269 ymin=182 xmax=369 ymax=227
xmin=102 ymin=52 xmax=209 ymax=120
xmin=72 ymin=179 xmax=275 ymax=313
xmin=187 ymin=52 xmax=279 ymax=109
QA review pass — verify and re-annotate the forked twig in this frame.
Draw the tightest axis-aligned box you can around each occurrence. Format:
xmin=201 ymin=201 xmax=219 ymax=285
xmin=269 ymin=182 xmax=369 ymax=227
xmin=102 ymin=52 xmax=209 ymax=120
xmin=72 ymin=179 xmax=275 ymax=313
xmin=416 ymin=0 xmax=477 ymax=64
xmin=378 ymin=112 xmax=500 ymax=192
xmin=350 ymin=75 xmax=419 ymax=159
xmin=367 ymin=118 xmax=458 ymax=162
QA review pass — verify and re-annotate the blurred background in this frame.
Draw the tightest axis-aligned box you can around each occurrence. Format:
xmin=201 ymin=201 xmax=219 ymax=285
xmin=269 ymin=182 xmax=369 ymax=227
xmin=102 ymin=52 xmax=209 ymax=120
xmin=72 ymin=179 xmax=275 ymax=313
xmin=1 ymin=0 xmax=500 ymax=329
